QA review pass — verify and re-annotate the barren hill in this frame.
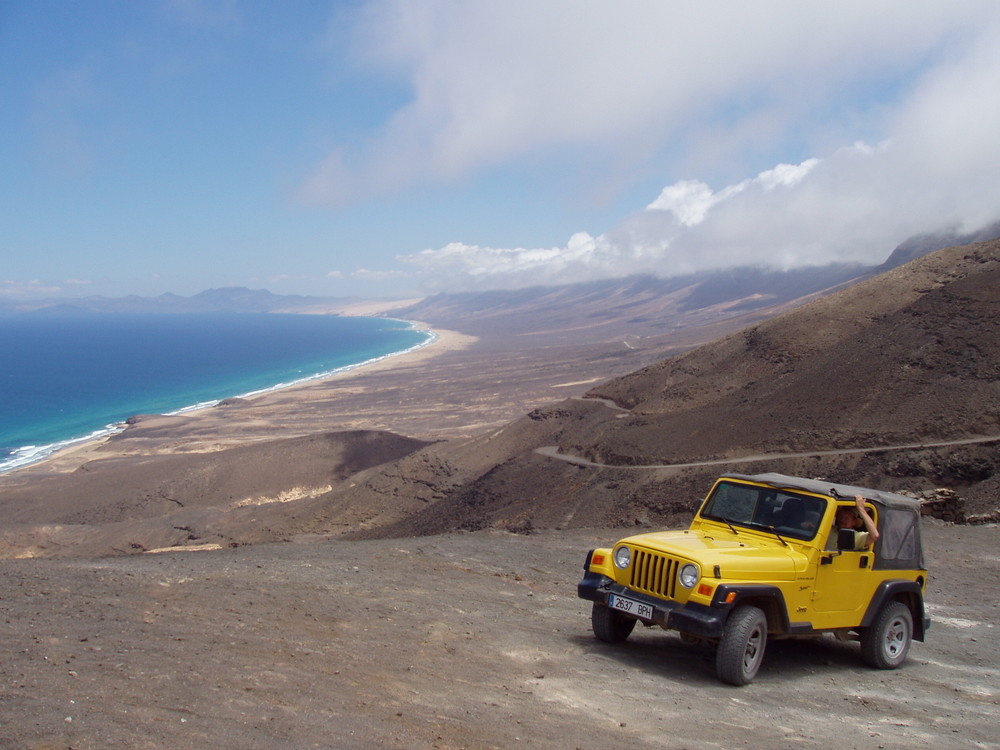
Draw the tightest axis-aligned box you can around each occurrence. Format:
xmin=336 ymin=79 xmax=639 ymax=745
xmin=2 ymin=239 xmax=998 ymax=558
xmin=582 ymin=240 xmax=1000 ymax=459
xmin=338 ymin=239 xmax=1000 ymax=539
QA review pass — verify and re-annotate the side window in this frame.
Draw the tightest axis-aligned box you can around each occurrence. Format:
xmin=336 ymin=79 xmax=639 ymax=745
xmin=878 ymin=508 xmax=919 ymax=566
xmin=832 ymin=503 xmax=877 ymax=550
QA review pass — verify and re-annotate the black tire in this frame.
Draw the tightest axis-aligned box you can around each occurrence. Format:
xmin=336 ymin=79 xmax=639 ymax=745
xmin=716 ymin=605 xmax=767 ymax=686
xmin=591 ymin=602 xmax=637 ymax=643
xmin=860 ymin=601 xmax=913 ymax=669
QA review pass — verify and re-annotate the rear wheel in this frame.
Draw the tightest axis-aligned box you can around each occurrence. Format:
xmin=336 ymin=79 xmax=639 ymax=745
xmin=716 ymin=605 xmax=767 ymax=686
xmin=860 ymin=601 xmax=912 ymax=669
xmin=591 ymin=602 xmax=637 ymax=643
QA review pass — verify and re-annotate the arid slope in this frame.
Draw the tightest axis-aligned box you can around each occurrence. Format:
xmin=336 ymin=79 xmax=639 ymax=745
xmin=1 ymin=240 xmax=998 ymax=556
xmin=345 ymin=239 xmax=1000 ymax=539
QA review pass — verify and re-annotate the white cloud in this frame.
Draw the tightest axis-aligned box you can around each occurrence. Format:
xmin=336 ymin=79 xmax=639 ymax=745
xmin=400 ymin=132 xmax=998 ymax=290
xmin=317 ymin=1 xmax=1000 ymax=291
xmin=1 ymin=280 xmax=66 ymax=298
xmin=646 ymin=181 xmax=717 ymax=227
xmin=307 ymin=1 xmax=994 ymax=202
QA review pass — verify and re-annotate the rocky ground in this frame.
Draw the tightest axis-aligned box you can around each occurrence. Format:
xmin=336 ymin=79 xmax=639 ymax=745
xmin=2 ymin=240 xmax=1000 ymax=748
xmin=1 ymin=521 xmax=997 ymax=749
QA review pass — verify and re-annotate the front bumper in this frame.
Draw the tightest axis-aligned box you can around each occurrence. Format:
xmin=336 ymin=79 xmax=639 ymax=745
xmin=578 ymin=570 xmax=728 ymax=639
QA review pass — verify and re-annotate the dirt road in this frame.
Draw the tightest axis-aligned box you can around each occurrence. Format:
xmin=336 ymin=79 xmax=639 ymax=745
xmin=1 ymin=522 xmax=997 ymax=749
xmin=536 ymin=435 xmax=1000 ymax=470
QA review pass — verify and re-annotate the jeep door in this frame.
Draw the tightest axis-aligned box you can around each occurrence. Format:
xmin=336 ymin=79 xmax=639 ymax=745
xmin=811 ymin=517 xmax=881 ymax=627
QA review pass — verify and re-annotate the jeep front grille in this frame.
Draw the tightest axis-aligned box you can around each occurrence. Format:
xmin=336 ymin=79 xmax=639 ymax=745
xmin=627 ymin=548 xmax=679 ymax=600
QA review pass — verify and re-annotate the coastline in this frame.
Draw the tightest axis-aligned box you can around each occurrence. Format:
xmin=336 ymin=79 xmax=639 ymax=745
xmin=1 ymin=319 xmax=476 ymax=479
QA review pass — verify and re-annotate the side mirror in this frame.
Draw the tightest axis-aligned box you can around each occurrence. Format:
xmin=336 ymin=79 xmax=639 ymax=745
xmin=837 ymin=528 xmax=857 ymax=550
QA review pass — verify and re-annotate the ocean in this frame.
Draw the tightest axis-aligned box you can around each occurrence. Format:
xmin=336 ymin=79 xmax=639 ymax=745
xmin=0 ymin=312 xmax=432 ymax=473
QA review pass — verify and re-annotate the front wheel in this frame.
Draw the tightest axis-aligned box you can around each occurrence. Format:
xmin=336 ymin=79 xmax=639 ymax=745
xmin=860 ymin=601 xmax=913 ymax=669
xmin=591 ymin=602 xmax=637 ymax=643
xmin=716 ymin=605 xmax=768 ymax=686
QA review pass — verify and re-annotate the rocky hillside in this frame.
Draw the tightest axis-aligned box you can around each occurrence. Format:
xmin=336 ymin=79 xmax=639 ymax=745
xmin=335 ymin=239 xmax=1000 ymax=539
xmin=581 ymin=241 xmax=1000 ymax=460
xmin=2 ymin=238 xmax=998 ymax=558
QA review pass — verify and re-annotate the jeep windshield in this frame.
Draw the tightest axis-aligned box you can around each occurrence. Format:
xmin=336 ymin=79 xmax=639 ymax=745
xmin=700 ymin=480 xmax=826 ymax=542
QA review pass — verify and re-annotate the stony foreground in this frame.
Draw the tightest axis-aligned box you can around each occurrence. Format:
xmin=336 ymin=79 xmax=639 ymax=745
xmin=1 ymin=521 xmax=997 ymax=749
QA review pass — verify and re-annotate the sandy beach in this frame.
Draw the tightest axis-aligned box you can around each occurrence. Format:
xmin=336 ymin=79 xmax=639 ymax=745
xmin=0 ymin=300 xmax=675 ymax=561
xmin=0 ymin=311 xmax=670 ymax=565
xmin=0 ymin=300 xmax=665 ymax=490
xmin=1 ymin=320 xmax=474 ymax=479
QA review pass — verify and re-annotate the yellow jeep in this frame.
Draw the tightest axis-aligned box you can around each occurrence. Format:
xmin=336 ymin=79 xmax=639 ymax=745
xmin=577 ymin=472 xmax=930 ymax=685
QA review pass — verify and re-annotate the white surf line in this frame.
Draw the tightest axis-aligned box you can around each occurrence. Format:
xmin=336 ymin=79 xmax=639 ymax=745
xmin=535 ymin=435 xmax=1000 ymax=471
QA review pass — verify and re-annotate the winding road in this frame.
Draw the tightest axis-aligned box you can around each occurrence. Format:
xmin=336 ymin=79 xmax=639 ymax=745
xmin=535 ymin=435 xmax=1000 ymax=471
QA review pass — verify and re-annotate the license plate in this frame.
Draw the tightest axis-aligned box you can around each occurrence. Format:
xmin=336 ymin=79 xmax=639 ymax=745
xmin=609 ymin=594 xmax=653 ymax=620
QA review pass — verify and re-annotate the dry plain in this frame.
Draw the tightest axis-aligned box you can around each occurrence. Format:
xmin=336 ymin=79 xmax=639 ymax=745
xmin=1 ymin=522 xmax=997 ymax=749
xmin=3 ymin=246 xmax=1000 ymax=748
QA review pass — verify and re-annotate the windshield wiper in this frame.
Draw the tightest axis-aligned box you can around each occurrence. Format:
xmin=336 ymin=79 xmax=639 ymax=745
xmin=762 ymin=525 xmax=789 ymax=547
xmin=718 ymin=516 xmax=741 ymax=537
xmin=745 ymin=521 xmax=790 ymax=547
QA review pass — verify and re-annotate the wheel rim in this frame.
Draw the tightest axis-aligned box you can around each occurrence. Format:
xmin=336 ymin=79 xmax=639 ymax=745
xmin=743 ymin=625 xmax=764 ymax=672
xmin=884 ymin=615 xmax=910 ymax=659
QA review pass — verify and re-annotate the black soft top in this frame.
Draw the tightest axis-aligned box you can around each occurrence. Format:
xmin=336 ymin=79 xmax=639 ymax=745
xmin=721 ymin=472 xmax=925 ymax=570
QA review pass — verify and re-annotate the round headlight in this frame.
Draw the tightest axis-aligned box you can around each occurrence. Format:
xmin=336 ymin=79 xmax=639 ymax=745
xmin=678 ymin=563 xmax=699 ymax=589
xmin=613 ymin=545 xmax=631 ymax=569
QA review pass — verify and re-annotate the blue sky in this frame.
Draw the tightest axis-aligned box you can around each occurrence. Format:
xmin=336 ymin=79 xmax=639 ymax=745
xmin=3 ymin=1 xmax=1000 ymax=301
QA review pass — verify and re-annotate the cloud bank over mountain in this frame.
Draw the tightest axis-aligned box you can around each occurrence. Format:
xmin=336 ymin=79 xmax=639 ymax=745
xmin=309 ymin=1 xmax=1000 ymax=291
xmin=398 ymin=138 xmax=999 ymax=290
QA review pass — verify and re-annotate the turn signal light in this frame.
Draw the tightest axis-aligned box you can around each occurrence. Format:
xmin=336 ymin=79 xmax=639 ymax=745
xmin=592 ymin=553 xmax=605 ymax=566
xmin=697 ymin=583 xmax=713 ymax=596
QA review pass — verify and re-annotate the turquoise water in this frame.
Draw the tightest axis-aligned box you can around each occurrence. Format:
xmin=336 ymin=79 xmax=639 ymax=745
xmin=0 ymin=313 xmax=432 ymax=472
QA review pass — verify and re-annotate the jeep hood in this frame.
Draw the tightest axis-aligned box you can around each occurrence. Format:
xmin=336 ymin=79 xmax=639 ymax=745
xmin=618 ymin=529 xmax=804 ymax=580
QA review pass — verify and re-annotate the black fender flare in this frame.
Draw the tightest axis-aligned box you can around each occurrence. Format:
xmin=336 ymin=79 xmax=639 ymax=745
xmin=861 ymin=580 xmax=928 ymax=641
xmin=709 ymin=584 xmax=793 ymax=634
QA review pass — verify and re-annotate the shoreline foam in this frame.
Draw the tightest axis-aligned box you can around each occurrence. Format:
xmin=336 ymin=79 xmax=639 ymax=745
xmin=0 ymin=318 xmax=441 ymax=475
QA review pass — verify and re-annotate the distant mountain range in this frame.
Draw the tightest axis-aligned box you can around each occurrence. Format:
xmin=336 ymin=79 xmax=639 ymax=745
xmin=0 ymin=287 xmax=353 ymax=316
xmin=393 ymin=264 xmax=871 ymax=345
xmin=391 ymin=222 xmax=1000 ymax=343
xmin=4 ymin=222 xmax=998 ymax=324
